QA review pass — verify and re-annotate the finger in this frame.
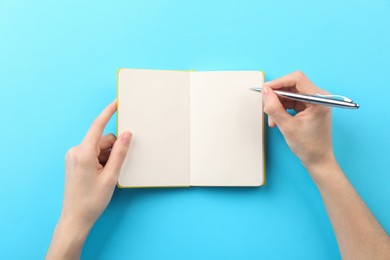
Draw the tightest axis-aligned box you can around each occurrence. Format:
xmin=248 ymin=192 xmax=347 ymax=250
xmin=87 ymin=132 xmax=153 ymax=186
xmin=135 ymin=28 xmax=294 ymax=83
xmin=264 ymin=71 xmax=317 ymax=94
xmin=99 ymin=134 xmax=116 ymax=151
xmin=262 ymin=85 xmax=293 ymax=130
xmin=103 ymin=131 xmax=132 ymax=181
xmin=264 ymin=75 xmax=297 ymax=89
xmin=279 ymin=98 xmax=308 ymax=114
xmin=268 ymin=117 xmax=276 ymax=128
xmin=97 ymin=134 xmax=116 ymax=166
xmin=98 ymin=150 xmax=111 ymax=166
xmin=280 ymin=100 xmax=296 ymax=110
xmin=82 ymin=100 xmax=117 ymax=148
xmin=294 ymin=102 xmax=307 ymax=113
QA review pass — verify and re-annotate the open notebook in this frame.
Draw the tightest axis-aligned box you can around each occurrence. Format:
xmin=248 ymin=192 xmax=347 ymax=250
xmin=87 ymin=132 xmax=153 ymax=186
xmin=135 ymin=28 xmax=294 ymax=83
xmin=117 ymin=69 xmax=265 ymax=187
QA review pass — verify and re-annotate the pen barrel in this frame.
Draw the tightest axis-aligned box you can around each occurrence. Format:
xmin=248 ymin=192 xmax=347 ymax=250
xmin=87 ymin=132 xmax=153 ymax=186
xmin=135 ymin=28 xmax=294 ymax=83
xmin=275 ymin=90 xmax=359 ymax=109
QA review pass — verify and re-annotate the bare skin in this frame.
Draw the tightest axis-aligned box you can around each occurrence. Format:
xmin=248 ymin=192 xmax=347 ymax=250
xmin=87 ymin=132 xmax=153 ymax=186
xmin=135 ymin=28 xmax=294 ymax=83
xmin=262 ymin=71 xmax=390 ymax=260
xmin=47 ymin=73 xmax=390 ymax=259
xmin=46 ymin=101 xmax=132 ymax=260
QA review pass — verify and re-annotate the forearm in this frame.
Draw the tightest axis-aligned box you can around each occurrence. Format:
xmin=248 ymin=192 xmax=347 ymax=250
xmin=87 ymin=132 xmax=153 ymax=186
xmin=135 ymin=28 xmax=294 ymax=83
xmin=46 ymin=216 xmax=92 ymax=260
xmin=307 ymin=160 xmax=390 ymax=260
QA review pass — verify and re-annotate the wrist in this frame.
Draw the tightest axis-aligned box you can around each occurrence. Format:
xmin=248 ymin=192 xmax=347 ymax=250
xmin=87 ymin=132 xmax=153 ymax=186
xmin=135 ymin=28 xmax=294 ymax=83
xmin=57 ymin=214 xmax=93 ymax=242
xmin=304 ymin=154 xmax=341 ymax=186
xmin=46 ymin=215 xmax=92 ymax=259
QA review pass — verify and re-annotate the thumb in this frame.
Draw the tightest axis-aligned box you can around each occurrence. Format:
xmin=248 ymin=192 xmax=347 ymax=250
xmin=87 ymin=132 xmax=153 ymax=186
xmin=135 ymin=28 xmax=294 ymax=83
xmin=262 ymin=84 xmax=292 ymax=130
xmin=104 ymin=131 xmax=132 ymax=179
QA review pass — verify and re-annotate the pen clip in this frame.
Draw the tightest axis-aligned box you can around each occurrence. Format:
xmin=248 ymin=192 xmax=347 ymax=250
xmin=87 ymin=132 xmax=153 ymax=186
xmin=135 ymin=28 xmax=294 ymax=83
xmin=313 ymin=93 xmax=354 ymax=103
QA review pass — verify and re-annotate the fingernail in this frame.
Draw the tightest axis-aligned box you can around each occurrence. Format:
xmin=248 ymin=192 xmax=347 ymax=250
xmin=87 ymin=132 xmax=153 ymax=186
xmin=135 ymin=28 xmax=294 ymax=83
xmin=121 ymin=131 xmax=132 ymax=145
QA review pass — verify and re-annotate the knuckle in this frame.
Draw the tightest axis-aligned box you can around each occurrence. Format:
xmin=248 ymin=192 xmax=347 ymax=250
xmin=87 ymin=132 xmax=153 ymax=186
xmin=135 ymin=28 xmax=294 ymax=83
xmin=76 ymin=151 xmax=93 ymax=165
xmin=294 ymin=70 xmax=306 ymax=79
xmin=264 ymin=103 xmax=277 ymax=117
xmin=65 ymin=146 xmax=79 ymax=161
xmin=66 ymin=146 xmax=93 ymax=165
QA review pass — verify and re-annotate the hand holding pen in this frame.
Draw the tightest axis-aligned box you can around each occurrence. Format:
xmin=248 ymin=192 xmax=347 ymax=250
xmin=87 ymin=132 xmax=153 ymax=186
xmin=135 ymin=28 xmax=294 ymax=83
xmin=251 ymin=75 xmax=359 ymax=109
xmin=258 ymin=72 xmax=390 ymax=259
xmin=259 ymin=71 xmax=335 ymax=170
xmin=251 ymin=88 xmax=359 ymax=109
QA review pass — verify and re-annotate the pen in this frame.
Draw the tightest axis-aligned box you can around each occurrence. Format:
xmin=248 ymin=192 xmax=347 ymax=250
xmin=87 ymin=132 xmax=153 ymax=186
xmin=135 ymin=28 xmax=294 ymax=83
xmin=250 ymin=87 xmax=359 ymax=109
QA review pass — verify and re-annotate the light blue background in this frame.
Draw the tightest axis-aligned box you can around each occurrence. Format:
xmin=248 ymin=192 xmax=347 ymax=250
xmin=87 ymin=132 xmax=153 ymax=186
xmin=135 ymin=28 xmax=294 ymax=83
xmin=0 ymin=0 xmax=389 ymax=259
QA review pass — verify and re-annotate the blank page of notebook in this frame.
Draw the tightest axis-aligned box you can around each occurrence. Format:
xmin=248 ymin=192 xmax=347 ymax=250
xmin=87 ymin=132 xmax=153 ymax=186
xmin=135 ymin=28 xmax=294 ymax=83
xmin=117 ymin=69 xmax=190 ymax=187
xmin=189 ymin=71 xmax=264 ymax=186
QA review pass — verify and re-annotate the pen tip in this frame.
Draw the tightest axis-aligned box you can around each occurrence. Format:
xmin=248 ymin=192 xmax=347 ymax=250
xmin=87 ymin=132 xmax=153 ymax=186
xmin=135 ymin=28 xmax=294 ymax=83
xmin=249 ymin=87 xmax=261 ymax=92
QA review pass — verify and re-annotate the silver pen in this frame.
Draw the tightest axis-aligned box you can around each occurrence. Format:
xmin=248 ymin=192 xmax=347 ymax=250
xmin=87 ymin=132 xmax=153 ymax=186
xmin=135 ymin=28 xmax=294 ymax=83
xmin=250 ymin=87 xmax=359 ymax=109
